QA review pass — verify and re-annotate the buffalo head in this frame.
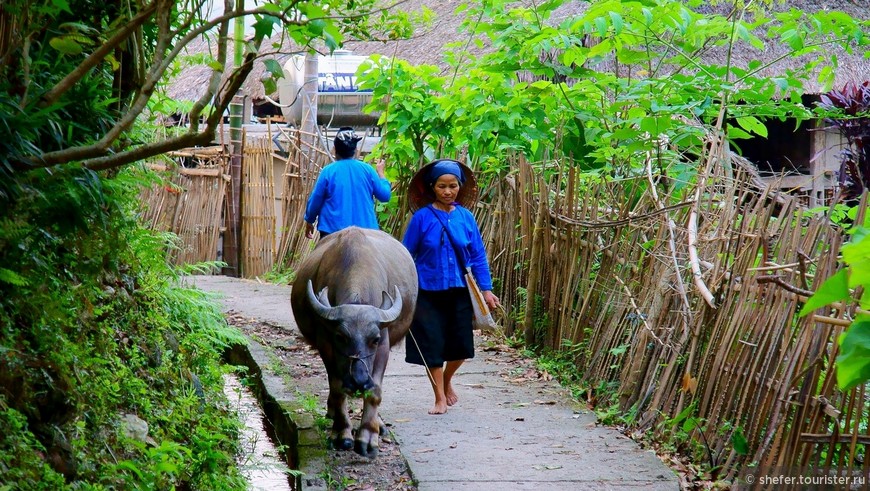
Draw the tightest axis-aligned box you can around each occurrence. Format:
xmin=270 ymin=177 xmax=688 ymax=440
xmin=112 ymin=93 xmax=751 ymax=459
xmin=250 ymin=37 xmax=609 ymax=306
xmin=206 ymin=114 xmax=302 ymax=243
xmin=306 ymin=280 xmax=403 ymax=393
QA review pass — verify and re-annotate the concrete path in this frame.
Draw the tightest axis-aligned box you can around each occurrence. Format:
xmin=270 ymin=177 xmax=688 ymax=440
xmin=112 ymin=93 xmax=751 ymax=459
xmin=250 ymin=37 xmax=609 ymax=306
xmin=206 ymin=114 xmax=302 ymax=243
xmin=189 ymin=275 xmax=679 ymax=490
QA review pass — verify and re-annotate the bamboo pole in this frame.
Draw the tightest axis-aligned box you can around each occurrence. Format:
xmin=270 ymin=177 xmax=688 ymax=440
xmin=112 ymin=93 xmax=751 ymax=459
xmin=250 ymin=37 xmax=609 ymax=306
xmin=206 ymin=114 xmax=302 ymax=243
xmin=522 ymin=176 xmax=547 ymax=347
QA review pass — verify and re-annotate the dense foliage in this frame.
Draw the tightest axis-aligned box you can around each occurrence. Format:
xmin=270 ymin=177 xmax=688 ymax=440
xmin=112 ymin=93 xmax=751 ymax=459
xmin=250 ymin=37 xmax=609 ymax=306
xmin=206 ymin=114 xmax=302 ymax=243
xmin=358 ymin=0 xmax=870 ymax=386
xmin=0 ymin=0 xmax=419 ymax=486
xmin=362 ymin=0 xmax=868 ymax=174
xmin=0 ymin=165 xmax=249 ymax=488
xmin=0 ymin=0 xmax=414 ymax=178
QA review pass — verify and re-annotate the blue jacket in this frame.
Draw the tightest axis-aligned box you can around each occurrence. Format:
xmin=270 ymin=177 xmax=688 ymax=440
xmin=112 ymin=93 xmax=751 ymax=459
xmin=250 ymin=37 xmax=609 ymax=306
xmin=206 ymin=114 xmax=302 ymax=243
xmin=402 ymin=204 xmax=494 ymax=291
xmin=304 ymin=159 xmax=391 ymax=233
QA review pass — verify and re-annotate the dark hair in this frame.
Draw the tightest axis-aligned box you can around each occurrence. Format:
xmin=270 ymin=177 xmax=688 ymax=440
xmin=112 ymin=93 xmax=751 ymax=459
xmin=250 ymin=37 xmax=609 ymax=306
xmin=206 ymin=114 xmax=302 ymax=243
xmin=334 ymin=127 xmax=362 ymax=159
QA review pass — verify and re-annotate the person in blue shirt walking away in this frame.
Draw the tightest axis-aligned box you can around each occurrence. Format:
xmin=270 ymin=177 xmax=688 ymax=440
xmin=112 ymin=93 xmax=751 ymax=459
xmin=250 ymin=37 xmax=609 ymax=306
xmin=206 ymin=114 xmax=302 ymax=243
xmin=304 ymin=127 xmax=391 ymax=239
xmin=402 ymin=159 xmax=501 ymax=415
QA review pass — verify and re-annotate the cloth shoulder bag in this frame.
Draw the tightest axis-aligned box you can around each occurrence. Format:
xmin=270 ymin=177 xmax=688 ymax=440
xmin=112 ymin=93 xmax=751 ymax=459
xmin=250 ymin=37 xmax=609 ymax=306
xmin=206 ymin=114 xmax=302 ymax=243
xmin=427 ymin=207 xmax=499 ymax=332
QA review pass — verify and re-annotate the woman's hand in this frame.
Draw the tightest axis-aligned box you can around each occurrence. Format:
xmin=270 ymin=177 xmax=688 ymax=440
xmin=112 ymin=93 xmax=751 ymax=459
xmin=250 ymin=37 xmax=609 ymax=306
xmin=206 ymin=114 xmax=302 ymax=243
xmin=375 ymin=158 xmax=386 ymax=178
xmin=305 ymin=222 xmax=316 ymax=239
xmin=483 ymin=291 xmax=500 ymax=310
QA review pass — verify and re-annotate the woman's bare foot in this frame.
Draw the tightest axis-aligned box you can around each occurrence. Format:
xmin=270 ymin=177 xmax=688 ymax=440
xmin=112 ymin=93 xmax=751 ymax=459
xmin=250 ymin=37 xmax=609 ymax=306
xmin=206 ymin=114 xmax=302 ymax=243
xmin=445 ymin=385 xmax=459 ymax=406
xmin=429 ymin=400 xmax=448 ymax=415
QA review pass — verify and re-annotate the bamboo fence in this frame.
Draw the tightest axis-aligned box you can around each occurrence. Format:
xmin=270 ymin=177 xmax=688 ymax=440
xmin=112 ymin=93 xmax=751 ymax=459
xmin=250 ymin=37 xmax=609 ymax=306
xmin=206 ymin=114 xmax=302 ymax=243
xmin=476 ymin=149 xmax=868 ymax=488
xmin=239 ymin=137 xmax=277 ymax=279
xmin=139 ymin=148 xmax=229 ymax=269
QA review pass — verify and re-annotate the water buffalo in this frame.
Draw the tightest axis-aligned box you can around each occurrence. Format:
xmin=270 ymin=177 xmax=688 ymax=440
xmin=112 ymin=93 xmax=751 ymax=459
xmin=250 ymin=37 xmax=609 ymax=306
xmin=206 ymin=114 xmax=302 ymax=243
xmin=290 ymin=227 xmax=418 ymax=458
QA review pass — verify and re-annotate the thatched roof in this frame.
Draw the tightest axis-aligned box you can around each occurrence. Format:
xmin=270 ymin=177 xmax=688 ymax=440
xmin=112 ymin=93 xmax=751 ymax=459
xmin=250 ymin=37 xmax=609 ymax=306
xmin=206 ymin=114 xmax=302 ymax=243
xmin=342 ymin=0 xmax=488 ymax=71
xmin=164 ymin=0 xmax=869 ymax=102
xmin=689 ymin=0 xmax=870 ymax=93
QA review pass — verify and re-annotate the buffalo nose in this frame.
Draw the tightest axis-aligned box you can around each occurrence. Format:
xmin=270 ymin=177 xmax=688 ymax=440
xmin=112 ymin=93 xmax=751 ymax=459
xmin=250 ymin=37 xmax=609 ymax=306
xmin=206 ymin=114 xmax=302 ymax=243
xmin=348 ymin=359 xmax=375 ymax=392
xmin=343 ymin=375 xmax=375 ymax=393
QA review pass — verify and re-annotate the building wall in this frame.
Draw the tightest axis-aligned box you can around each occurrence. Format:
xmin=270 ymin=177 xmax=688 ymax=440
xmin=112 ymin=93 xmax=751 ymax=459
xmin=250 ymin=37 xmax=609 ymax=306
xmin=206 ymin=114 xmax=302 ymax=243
xmin=759 ymin=119 xmax=848 ymax=208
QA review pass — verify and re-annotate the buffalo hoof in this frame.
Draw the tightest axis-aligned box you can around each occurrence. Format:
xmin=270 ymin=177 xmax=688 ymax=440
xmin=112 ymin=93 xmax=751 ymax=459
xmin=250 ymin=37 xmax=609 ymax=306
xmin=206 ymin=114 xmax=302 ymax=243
xmin=332 ymin=437 xmax=354 ymax=451
xmin=354 ymin=440 xmax=379 ymax=459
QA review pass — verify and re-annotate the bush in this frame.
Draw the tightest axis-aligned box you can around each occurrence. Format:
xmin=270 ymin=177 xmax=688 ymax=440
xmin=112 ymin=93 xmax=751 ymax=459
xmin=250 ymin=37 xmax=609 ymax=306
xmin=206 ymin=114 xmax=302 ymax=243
xmin=0 ymin=165 xmax=247 ymax=489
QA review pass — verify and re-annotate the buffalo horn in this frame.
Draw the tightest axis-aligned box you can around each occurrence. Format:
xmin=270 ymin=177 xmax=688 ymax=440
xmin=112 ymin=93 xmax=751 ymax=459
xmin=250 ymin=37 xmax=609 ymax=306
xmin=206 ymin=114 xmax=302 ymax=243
xmin=378 ymin=286 xmax=403 ymax=323
xmin=306 ymin=280 xmax=337 ymax=320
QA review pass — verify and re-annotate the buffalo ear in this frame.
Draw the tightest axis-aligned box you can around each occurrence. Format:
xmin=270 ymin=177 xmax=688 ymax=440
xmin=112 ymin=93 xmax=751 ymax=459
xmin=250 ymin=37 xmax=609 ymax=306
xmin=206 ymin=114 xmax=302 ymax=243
xmin=379 ymin=289 xmax=395 ymax=310
xmin=317 ymin=286 xmax=331 ymax=306
xmin=306 ymin=280 xmax=336 ymax=320
xmin=377 ymin=286 xmax=403 ymax=323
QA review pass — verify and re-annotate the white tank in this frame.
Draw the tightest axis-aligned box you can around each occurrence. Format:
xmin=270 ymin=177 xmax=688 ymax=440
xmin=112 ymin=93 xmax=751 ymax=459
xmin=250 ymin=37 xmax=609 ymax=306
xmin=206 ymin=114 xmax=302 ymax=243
xmin=278 ymin=50 xmax=380 ymax=127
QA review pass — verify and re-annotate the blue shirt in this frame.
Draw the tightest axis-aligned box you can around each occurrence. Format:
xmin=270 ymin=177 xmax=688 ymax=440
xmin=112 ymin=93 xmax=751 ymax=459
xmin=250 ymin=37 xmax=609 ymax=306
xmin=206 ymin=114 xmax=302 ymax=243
xmin=402 ymin=204 xmax=494 ymax=291
xmin=304 ymin=158 xmax=392 ymax=234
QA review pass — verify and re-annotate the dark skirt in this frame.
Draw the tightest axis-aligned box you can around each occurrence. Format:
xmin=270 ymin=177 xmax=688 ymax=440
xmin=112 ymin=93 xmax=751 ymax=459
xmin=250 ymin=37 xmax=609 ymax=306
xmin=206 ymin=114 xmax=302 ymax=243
xmin=405 ymin=287 xmax=474 ymax=368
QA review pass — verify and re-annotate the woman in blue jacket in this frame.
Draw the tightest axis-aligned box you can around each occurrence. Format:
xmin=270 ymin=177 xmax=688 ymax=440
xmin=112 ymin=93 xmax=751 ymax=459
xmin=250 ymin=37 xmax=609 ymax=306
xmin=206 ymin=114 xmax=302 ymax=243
xmin=304 ymin=127 xmax=391 ymax=239
xmin=403 ymin=159 xmax=500 ymax=415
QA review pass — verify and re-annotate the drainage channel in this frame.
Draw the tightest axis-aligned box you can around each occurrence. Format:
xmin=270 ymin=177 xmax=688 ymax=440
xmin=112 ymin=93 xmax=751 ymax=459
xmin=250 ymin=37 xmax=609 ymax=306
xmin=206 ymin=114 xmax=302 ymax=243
xmin=224 ymin=373 xmax=296 ymax=491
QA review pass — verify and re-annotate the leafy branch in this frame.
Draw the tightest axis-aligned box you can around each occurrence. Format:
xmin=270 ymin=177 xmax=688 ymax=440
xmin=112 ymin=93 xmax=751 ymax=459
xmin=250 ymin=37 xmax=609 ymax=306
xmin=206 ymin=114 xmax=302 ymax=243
xmin=2 ymin=0 xmax=414 ymax=176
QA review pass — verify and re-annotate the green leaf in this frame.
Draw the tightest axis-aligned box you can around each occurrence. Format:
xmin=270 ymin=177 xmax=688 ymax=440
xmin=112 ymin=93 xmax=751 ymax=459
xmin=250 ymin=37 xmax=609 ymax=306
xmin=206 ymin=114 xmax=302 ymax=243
xmin=736 ymin=116 xmax=768 ymax=138
xmin=0 ymin=268 xmax=28 ymax=286
xmin=252 ymin=16 xmax=276 ymax=40
xmin=848 ymin=259 xmax=870 ymax=288
xmin=105 ymin=53 xmax=120 ymax=71
xmin=49 ymin=36 xmax=83 ymax=56
xmin=52 ymin=0 xmax=72 ymax=14
xmin=308 ymin=19 xmax=325 ymax=36
xmin=262 ymin=78 xmax=277 ymax=96
xmin=640 ymin=116 xmax=672 ymax=135
xmin=669 ymin=401 xmax=697 ymax=427
xmin=609 ymin=12 xmax=624 ymax=35
xmin=594 ymin=17 xmax=609 ymax=37
xmin=841 ymin=227 xmax=870 ymax=265
xmin=725 ymin=124 xmax=752 ymax=140
xmin=817 ymin=65 xmax=835 ymax=93
xmin=732 ymin=429 xmax=750 ymax=455
xmin=609 ymin=344 xmax=629 ymax=356
xmin=263 ymin=59 xmax=284 ymax=79
xmin=642 ymin=8 xmax=654 ymax=27
xmin=260 ymin=3 xmax=281 ymax=14
xmin=781 ymin=29 xmax=804 ymax=50
xmin=799 ymin=269 xmax=850 ymax=316
xmin=835 ymin=317 xmax=870 ymax=391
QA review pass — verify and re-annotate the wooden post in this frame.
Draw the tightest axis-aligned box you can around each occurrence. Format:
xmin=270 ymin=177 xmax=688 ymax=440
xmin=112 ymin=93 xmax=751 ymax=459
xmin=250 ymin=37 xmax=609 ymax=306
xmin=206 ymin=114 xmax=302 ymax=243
xmin=810 ymin=119 xmax=827 ymax=207
xmin=221 ymin=0 xmax=246 ymax=277
xmin=523 ymin=178 xmax=547 ymax=348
